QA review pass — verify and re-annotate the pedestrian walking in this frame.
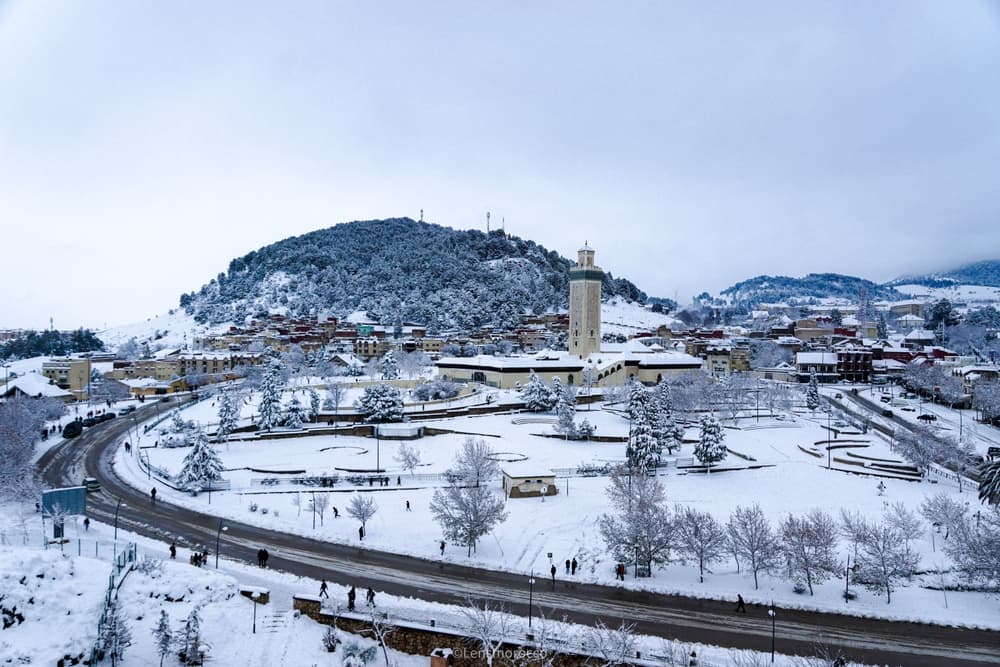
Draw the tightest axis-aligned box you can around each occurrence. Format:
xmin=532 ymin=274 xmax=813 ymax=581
xmin=571 ymin=557 xmax=578 ymax=575
xmin=319 ymin=579 xmax=329 ymax=598
xmin=169 ymin=543 xmax=176 ymax=559
xmin=550 ymin=564 xmax=557 ymax=589
xmin=405 ymin=500 xmax=411 ymax=511
xmin=366 ymin=587 xmax=375 ymax=607
xmin=735 ymin=594 xmax=747 ymax=613
xmin=359 ymin=525 xmax=365 ymax=541
xmin=439 ymin=540 xmax=445 ymax=555
xmin=565 ymin=559 xmax=571 ymax=574
xmin=257 ymin=548 xmax=269 ymax=567
xmin=397 ymin=476 xmax=401 ymax=486
xmin=333 ymin=506 xmax=339 ymax=518
xmin=83 ymin=517 xmax=90 ymax=531
xmin=347 ymin=586 xmax=356 ymax=611
xmin=150 ymin=487 xmax=157 ymax=503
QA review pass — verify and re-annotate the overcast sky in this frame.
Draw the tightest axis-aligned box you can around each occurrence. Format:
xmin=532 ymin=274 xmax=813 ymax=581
xmin=2 ymin=2 xmax=999 ymax=331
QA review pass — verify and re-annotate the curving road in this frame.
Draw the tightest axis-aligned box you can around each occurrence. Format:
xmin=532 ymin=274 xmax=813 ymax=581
xmin=38 ymin=400 xmax=1000 ymax=667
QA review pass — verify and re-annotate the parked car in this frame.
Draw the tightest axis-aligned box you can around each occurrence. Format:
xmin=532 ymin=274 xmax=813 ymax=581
xmin=879 ymin=396 xmax=892 ymax=404
xmin=81 ymin=417 xmax=99 ymax=427
xmin=882 ymin=409 xmax=894 ymax=417
xmin=63 ymin=421 xmax=83 ymax=438
xmin=98 ymin=413 xmax=116 ymax=422
xmin=917 ymin=413 xmax=937 ymax=422
xmin=901 ymin=406 xmax=916 ymax=412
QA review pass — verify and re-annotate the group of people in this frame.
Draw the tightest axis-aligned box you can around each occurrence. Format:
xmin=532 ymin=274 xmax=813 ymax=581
xmin=564 ymin=557 xmax=579 ymax=575
xmin=344 ymin=585 xmax=377 ymax=611
xmin=368 ymin=476 xmax=393 ymax=487
xmin=190 ymin=548 xmax=209 ymax=567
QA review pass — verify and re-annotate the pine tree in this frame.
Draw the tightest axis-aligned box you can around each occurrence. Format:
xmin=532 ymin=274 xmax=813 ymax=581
xmin=101 ymin=599 xmax=132 ymax=667
xmin=216 ymin=390 xmax=238 ymax=443
xmin=175 ymin=429 xmax=224 ymax=492
xmin=356 ymin=383 xmax=404 ymax=423
xmin=554 ymin=383 xmax=577 ymax=439
xmin=307 ymin=386 xmax=321 ymax=419
xmin=283 ymin=395 xmax=308 ymax=428
xmin=381 ymin=351 xmax=399 ymax=380
xmin=979 ymin=459 xmax=1000 ymax=506
xmin=179 ymin=608 xmax=204 ymax=665
xmin=627 ymin=411 xmax=659 ymax=473
xmin=876 ymin=312 xmax=889 ymax=339
xmin=152 ymin=609 xmax=172 ymax=667
xmin=694 ymin=413 xmax=727 ymax=468
xmin=806 ymin=369 xmax=820 ymax=412
xmin=257 ymin=360 xmax=284 ymax=431
xmin=520 ymin=371 xmax=556 ymax=412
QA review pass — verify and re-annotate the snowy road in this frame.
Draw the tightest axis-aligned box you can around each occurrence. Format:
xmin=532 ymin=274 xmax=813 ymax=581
xmin=38 ymin=401 xmax=1000 ymax=667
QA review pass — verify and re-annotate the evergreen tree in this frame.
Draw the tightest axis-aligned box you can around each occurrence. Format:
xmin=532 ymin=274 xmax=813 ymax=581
xmin=307 ymin=386 xmax=321 ymax=419
xmin=152 ymin=609 xmax=172 ymax=667
xmin=175 ymin=429 xmax=224 ymax=492
xmin=179 ymin=608 xmax=204 ymax=665
xmin=627 ymin=411 xmax=659 ymax=473
xmin=356 ymin=383 xmax=404 ymax=423
xmin=257 ymin=360 xmax=284 ymax=431
xmin=979 ymin=459 xmax=1000 ymax=506
xmin=381 ymin=351 xmax=399 ymax=380
xmin=554 ymin=382 xmax=577 ymax=439
xmin=876 ymin=312 xmax=889 ymax=339
xmin=101 ymin=599 xmax=132 ymax=667
xmin=694 ymin=413 xmax=727 ymax=468
xmin=806 ymin=369 xmax=821 ymax=412
xmin=520 ymin=371 xmax=556 ymax=412
xmin=283 ymin=395 xmax=308 ymax=428
xmin=216 ymin=390 xmax=238 ymax=443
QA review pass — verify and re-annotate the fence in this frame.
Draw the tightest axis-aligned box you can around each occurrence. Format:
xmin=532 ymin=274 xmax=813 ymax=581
xmin=88 ymin=542 xmax=137 ymax=665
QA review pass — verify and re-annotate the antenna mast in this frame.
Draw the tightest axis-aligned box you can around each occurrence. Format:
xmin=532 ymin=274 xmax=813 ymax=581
xmin=486 ymin=211 xmax=490 ymax=233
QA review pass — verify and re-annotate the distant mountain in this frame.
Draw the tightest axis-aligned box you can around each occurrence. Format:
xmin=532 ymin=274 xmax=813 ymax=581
xmin=719 ymin=273 xmax=902 ymax=309
xmin=889 ymin=259 xmax=1000 ymax=289
xmin=180 ymin=218 xmax=646 ymax=332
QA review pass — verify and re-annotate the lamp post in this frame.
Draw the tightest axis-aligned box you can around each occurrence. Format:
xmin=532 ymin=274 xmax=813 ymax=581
xmin=215 ymin=520 xmax=227 ymax=568
xmin=827 ymin=405 xmax=832 ymax=470
xmin=375 ymin=424 xmax=381 ymax=472
xmin=755 ymin=379 xmax=761 ymax=423
xmin=527 ymin=572 xmax=535 ymax=628
xmin=251 ymin=591 xmax=260 ymax=633
xmin=768 ymin=603 xmax=775 ymax=663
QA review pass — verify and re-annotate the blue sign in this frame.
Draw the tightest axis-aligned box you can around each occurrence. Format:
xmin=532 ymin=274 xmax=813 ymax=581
xmin=42 ymin=487 xmax=87 ymax=517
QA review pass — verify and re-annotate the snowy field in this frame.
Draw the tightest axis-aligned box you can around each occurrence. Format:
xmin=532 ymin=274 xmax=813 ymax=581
xmin=108 ymin=384 xmax=1000 ymax=632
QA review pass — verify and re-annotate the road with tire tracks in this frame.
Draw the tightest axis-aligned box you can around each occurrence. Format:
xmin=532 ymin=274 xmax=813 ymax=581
xmin=37 ymin=398 xmax=999 ymax=666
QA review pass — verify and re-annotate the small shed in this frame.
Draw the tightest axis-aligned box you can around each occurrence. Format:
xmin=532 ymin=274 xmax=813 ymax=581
xmin=502 ymin=463 xmax=557 ymax=498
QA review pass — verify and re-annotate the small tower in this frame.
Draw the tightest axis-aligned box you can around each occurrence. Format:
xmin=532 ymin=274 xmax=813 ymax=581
xmin=569 ymin=243 xmax=603 ymax=358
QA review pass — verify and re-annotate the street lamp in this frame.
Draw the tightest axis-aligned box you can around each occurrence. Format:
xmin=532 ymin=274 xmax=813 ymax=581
xmin=768 ymin=603 xmax=776 ymax=663
xmin=251 ymin=591 xmax=260 ymax=634
xmin=827 ymin=405 xmax=832 ymax=470
xmin=215 ymin=520 xmax=227 ymax=568
xmin=755 ymin=379 xmax=761 ymax=423
xmin=113 ymin=499 xmax=126 ymax=557
xmin=527 ymin=572 xmax=535 ymax=628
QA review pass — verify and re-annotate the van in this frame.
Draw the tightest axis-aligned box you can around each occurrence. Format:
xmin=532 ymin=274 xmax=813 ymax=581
xmin=83 ymin=477 xmax=101 ymax=492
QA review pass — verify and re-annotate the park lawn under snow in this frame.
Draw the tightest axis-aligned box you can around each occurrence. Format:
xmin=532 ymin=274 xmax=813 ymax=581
xmin=120 ymin=389 xmax=1000 ymax=632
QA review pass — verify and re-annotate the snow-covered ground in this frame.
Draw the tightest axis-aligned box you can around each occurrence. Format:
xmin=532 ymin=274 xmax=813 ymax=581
xmin=109 ymin=384 xmax=1000 ymax=632
xmin=893 ymin=283 xmax=1000 ymax=306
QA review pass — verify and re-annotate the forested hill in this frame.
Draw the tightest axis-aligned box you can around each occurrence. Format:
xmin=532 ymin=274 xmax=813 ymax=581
xmin=720 ymin=273 xmax=902 ymax=308
xmin=889 ymin=259 xmax=1000 ymax=289
xmin=180 ymin=218 xmax=647 ymax=331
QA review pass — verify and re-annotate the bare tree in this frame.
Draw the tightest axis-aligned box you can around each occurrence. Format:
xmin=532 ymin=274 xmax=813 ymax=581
xmin=451 ymin=436 xmax=500 ymax=487
xmin=459 ymin=598 xmax=513 ymax=667
xmin=673 ymin=505 xmax=727 ymax=583
xmin=856 ymin=521 xmax=919 ymax=604
xmin=920 ymin=492 xmax=967 ymax=539
xmin=394 ymin=442 xmax=422 ymax=476
xmin=780 ymin=509 xmax=839 ymax=595
xmin=838 ymin=508 xmax=871 ymax=560
xmin=347 ymin=494 xmax=378 ymax=531
xmin=363 ymin=606 xmax=396 ymax=665
xmin=727 ymin=504 xmax=782 ymax=589
xmin=883 ymin=501 xmax=923 ymax=548
xmin=598 ymin=467 xmax=672 ymax=576
xmin=430 ymin=483 xmax=508 ymax=556
xmin=309 ymin=493 xmax=330 ymax=526
xmin=0 ymin=396 xmax=46 ymax=502
xmin=582 ymin=620 xmax=637 ymax=667
xmin=944 ymin=509 xmax=1000 ymax=588
xmin=397 ymin=351 xmax=429 ymax=380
